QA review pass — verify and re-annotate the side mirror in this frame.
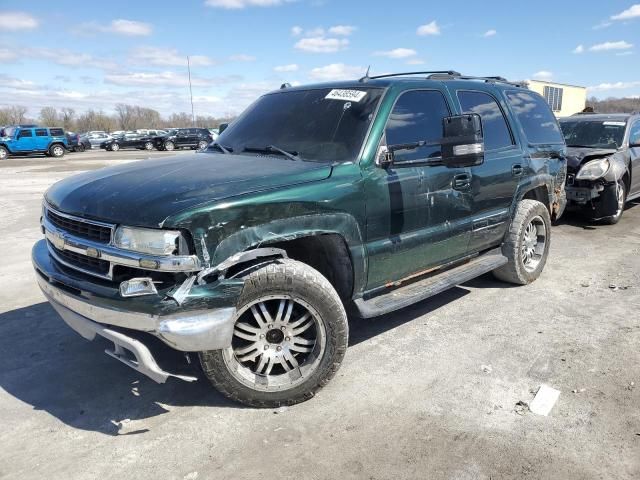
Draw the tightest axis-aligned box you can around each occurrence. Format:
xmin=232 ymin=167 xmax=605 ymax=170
xmin=441 ymin=114 xmax=485 ymax=168
xmin=218 ymin=123 xmax=229 ymax=134
xmin=630 ymin=137 xmax=640 ymax=148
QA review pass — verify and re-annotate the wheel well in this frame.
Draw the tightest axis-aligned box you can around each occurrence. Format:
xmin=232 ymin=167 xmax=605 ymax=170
xmin=266 ymin=234 xmax=354 ymax=301
xmin=522 ymin=186 xmax=550 ymax=212
xmin=622 ymin=170 xmax=631 ymax=192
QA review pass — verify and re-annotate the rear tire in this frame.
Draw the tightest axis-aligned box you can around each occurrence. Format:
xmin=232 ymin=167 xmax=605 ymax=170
xmin=0 ymin=146 xmax=8 ymax=160
xmin=199 ymin=259 xmax=348 ymax=408
xmin=197 ymin=140 xmax=208 ymax=150
xmin=49 ymin=144 xmax=65 ymax=158
xmin=599 ymin=180 xmax=626 ymax=225
xmin=493 ymin=199 xmax=551 ymax=285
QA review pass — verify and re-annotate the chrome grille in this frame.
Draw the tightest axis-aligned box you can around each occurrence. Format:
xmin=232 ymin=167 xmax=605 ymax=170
xmin=49 ymin=242 xmax=110 ymax=275
xmin=46 ymin=208 xmax=113 ymax=244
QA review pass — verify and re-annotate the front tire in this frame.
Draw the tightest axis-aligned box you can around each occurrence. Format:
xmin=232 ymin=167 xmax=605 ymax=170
xmin=493 ymin=199 xmax=551 ymax=285
xmin=0 ymin=146 xmax=8 ymax=160
xmin=599 ymin=180 xmax=626 ymax=225
xmin=49 ymin=144 xmax=65 ymax=158
xmin=144 ymin=141 xmax=153 ymax=150
xmin=164 ymin=141 xmax=175 ymax=151
xmin=197 ymin=140 xmax=208 ymax=150
xmin=110 ymin=143 xmax=120 ymax=152
xmin=199 ymin=259 xmax=348 ymax=407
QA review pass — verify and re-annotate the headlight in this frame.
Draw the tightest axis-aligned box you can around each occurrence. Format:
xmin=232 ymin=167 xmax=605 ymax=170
xmin=114 ymin=226 xmax=183 ymax=256
xmin=576 ymin=158 xmax=610 ymax=181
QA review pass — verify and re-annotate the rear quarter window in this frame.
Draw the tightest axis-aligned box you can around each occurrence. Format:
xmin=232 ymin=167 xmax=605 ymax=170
xmin=506 ymin=90 xmax=564 ymax=144
xmin=49 ymin=128 xmax=64 ymax=136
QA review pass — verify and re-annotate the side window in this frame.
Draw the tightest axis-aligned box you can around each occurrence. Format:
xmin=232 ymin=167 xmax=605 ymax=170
xmin=457 ymin=91 xmax=513 ymax=150
xmin=505 ymin=90 xmax=563 ymax=144
xmin=35 ymin=129 xmax=48 ymax=137
xmin=49 ymin=128 xmax=64 ymax=136
xmin=385 ymin=90 xmax=450 ymax=162
xmin=18 ymin=129 xmax=33 ymax=138
xmin=628 ymin=120 xmax=640 ymax=145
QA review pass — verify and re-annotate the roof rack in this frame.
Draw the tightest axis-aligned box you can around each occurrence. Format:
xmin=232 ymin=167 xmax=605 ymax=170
xmin=359 ymin=70 xmax=526 ymax=88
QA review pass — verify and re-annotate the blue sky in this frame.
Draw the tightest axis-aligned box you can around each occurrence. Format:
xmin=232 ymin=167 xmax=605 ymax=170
xmin=1 ymin=0 xmax=639 ymax=118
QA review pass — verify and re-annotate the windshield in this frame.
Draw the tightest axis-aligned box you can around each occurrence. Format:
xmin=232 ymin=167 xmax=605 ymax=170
xmin=559 ymin=120 xmax=627 ymax=149
xmin=216 ymin=87 xmax=384 ymax=162
xmin=4 ymin=127 xmax=16 ymax=137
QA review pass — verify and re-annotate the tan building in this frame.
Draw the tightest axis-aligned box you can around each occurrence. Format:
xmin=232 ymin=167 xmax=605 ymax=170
xmin=526 ymin=80 xmax=587 ymax=118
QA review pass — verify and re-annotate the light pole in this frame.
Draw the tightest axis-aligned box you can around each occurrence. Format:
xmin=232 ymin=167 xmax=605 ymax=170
xmin=187 ymin=56 xmax=195 ymax=126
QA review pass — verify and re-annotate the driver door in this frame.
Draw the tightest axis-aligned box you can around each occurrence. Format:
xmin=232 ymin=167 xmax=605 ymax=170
xmin=628 ymin=119 xmax=640 ymax=196
xmin=363 ymin=89 xmax=473 ymax=291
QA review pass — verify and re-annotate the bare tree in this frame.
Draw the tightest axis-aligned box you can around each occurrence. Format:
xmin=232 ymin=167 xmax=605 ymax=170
xmin=39 ymin=106 xmax=59 ymax=126
xmin=0 ymin=106 xmax=29 ymax=125
xmin=60 ymin=108 xmax=76 ymax=131
xmin=586 ymin=96 xmax=640 ymax=113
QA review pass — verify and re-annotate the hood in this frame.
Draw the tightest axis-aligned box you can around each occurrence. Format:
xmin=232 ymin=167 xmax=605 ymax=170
xmin=45 ymin=152 xmax=333 ymax=227
xmin=565 ymin=146 xmax=616 ymax=170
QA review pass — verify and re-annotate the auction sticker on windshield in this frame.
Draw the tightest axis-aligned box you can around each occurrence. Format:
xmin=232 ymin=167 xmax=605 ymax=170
xmin=603 ymin=121 xmax=626 ymax=126
xmin=325 ymin=89 xmax=367 ymax=102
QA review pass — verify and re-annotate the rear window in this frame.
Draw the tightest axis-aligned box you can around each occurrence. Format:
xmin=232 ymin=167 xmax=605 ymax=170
xmin=506 ymin=90 xmax=564 ymax=144
xmin=49 ymin=128 xmax=64 ymax=136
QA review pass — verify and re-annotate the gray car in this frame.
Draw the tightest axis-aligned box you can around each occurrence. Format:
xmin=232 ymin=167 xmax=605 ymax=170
xmin=82 ymin=131 xmax=112 ymax=149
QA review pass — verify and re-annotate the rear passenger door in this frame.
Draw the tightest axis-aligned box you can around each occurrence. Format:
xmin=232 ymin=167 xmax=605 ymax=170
xmin=455 ymin=90 xmax=523 ymax=254
xmin=34 ymin=128 xmax=49 ymax=150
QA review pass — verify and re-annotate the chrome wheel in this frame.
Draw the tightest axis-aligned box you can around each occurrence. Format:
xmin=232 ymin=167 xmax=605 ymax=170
xmin=0 ymin=147 xmax=7 ymax=160
xmin=223 ymin=296 xmax=326 ymax=392
xmin=144 ymin=141 xmax=153 ymax=150
xmin=521 ymin=215 xmax=546 ymax=272
xmin=111 ymin=143 xmax=119 ymax=151
xmin=164 ymin=141 xmax=174 ymax=151
xmin=197 ymin=140 xmax=208 ymax=150
xmin=52 ymin=145 xmax=64 ymax=157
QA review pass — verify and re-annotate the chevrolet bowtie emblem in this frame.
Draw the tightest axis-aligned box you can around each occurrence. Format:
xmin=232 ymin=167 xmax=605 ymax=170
xmin=51 ymin=232 xmax=66 ymax=250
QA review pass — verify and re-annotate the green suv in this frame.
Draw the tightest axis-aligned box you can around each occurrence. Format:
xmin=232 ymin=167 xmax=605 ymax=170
xmin=32 ymin=71 xmax=567 ymax=407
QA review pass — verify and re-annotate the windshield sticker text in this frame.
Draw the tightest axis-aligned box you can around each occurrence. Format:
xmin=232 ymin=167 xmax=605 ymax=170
xmin=325 ymin=89 xmax=367 ymax=103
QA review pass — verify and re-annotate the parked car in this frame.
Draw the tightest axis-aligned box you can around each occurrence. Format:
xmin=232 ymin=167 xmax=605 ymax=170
xmin=83 ymin=131 xmax=112 ymax=149
xmin=153 ymin=128 xmax=212 ymax=151
xmin=65 ymin=131 xmax=91 ymax=152
xmin=559 ymin=112 xmax=640 ymax=224
xmin=136 ymin=129 xmax=167 ymax=137
xmin=101 ymin=132 xmax=155 ymax=151
xmin=0 ymin=126 xmax=67 ymax=159
xmin=33 ymin=71 xmax=566 ymax=406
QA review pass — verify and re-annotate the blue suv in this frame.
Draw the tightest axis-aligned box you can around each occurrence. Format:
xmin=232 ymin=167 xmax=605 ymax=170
xmin=0 ymin=126 xmax=68 ymax=160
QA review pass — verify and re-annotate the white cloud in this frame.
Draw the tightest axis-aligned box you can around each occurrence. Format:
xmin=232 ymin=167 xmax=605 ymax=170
xmin=229 ymin=54 xmax=257 ymax=61
xmin=593 ymin=21 xmax=612 ymax=30
xmin=0 ymin=12 xmax=38 ymax=31
xmin=328 ymin=25 xmax=356 ymax=36
xmin=104 ymin=71 xmax=213 ymax=87
xmin=309 ymin=63 xmax=363 ymax=81
xmin=24 ymin=47 xmax=117 ymax=70
xmin=0 ymin=74 xmax=37 ymax=90
xmin=130 ymin=47 xmax=214 ymax=67
xmin=295 ymin=36 xmax=348 ymax=53
xmin=532 ymin=71 xmax=553 ymax=80
xmin=589 ymin=41 xmax=633 ymax=51
xmin=417 ymin=20 xmax=440 ymax=36
xmin=274 ymin=63 xmax=299 ymax=72
xmin=0 ymin=48 xmax=18 ymax=62
xmin=291 ymin=25 xmax=303 ymax=36
xmin=406 ymin=59 xmax=425 ymax=65
xmin=616 ymin=51 xmax=634 ymax=56
xmin=611 ymin=4 xmax=640 ymax=20
xmin=108 ymin=19 xmax=152 ymax=36
xmin=573 ymin=44 xmax=584 ymax=54
xmin=587 ymin=81 xmax=640 ymax=92
xmin=205 ymin=0 xmax=290 ymax=8
xmin=483 ymin=29 xmax=497 ymax=37
xmin=374 ymin=48 xmax=417 ymax=59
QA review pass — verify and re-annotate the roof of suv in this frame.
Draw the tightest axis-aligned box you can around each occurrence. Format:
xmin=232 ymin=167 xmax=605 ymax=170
xmin=562 ymin=113 xmax=634 ymax=123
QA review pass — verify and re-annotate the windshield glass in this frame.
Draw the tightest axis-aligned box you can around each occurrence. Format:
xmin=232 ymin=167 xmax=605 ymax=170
xmin=216 ymin=87 xmax=384 ymax=162
xmin=4 ymin=127 xmax=16 ymax=137
xmin=559 ymin=120 xmax=627 ymax=149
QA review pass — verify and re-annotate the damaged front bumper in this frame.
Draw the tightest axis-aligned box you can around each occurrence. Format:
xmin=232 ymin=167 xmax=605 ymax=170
xmin=32 ymin=239 xmax=244 ymax=382
xmin=565 ymin=179 xmax=619 ymax=218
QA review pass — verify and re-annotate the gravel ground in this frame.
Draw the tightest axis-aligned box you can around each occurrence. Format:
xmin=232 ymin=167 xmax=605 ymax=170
xmin=0 ymin=150 xmax=638 ymax=480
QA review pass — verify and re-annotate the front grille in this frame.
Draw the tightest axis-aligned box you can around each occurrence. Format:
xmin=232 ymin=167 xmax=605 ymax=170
xmin=47 ymin=208 xmax=112 ymax=244
xmin=50 ymin=242 xmax=110 ymax=275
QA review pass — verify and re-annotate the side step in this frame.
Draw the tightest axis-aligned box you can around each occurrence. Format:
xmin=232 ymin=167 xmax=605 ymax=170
xmin=354 ymin=249 xmax=508 ymax=318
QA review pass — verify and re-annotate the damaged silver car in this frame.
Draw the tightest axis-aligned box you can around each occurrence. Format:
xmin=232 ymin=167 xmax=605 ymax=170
xmin=560 ymin=112 xmax=640 ymax=224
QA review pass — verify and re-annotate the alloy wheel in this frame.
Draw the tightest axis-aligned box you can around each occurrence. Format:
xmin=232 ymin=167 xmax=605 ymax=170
xmin=222 ymin=296 xmax=326 ymax=392
xmin=145 ymin=142 xmax=153 ymax=150
xmin=164 ymin=141 xmax=175 ymax=151
xmin=521 ymin=215 xmax=546 ymax=273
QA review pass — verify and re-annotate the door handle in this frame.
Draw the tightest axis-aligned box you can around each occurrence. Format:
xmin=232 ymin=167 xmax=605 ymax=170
xmin=453 ymin=173 xmax=471 ymax=190
xmin=512 ymin=164 xmax=524 ymax=176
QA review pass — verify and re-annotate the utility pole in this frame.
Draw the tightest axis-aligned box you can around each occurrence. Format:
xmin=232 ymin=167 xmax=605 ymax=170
xmin=187 ymin=56 xmax=195 ymax=126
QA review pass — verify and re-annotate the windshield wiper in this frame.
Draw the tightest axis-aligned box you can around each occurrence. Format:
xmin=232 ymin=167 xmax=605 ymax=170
xmin=243 ymin=145 xmax=300 ymax=161
xmin=210 ymin=142 xmax=232 ymax=154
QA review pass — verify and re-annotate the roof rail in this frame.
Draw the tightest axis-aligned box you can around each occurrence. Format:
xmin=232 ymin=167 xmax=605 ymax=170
xmin=359 ymin=70 xmax=461 ymax=82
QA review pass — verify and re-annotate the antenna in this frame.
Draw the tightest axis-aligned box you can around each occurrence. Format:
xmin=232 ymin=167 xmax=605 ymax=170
xmin=187 ymin=56 xmax=195 ymax=126
xmin=359 ymin=65 xmax=371 ymax=82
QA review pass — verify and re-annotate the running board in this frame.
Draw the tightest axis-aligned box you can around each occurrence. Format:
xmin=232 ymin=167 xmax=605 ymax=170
xmin=354 ymin=249 xmax=507 ymax=318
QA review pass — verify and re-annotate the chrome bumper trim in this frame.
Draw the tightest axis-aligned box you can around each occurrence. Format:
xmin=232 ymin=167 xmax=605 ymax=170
xmin=37 ymin=274 xmax=237 ymax=352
